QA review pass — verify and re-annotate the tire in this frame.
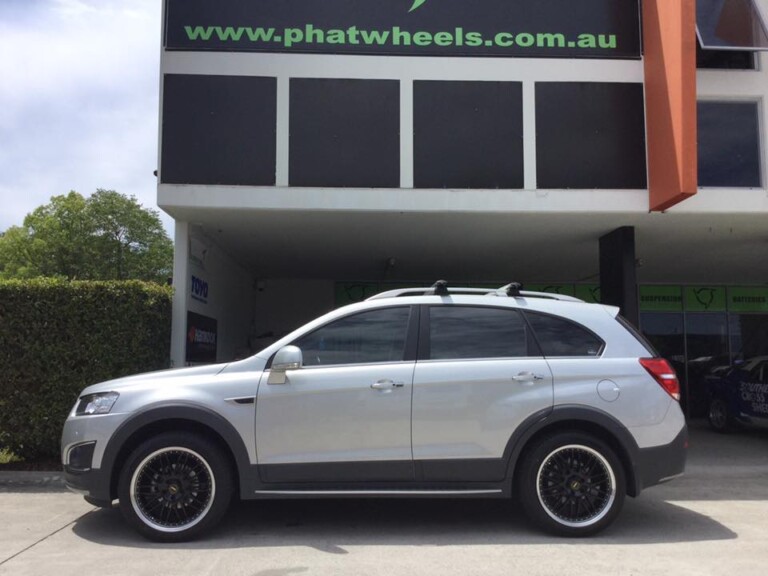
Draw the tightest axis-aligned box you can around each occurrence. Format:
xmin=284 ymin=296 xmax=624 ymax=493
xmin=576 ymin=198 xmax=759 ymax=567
xmin=117 ymin=432 xmax=233 ymax=542
xmin=517 ymin=432 xmax=625 ymax=537
xmin=708 ymin=396 xmax=733 ymax=433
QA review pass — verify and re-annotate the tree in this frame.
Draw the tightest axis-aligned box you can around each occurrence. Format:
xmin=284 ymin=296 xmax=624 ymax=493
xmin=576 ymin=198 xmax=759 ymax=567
xmin=0 ymin=190 xmax=173 ymax=283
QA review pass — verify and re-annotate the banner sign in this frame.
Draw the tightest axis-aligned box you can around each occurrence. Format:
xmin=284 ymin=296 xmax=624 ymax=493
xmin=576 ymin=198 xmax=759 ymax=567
xmin=164 ymin=0 xmax=641 ymax=59
xmin=639 ymin=286 xmax=683 ymax=312
xmin=186 ymin=311 xmax=218 ymax=364
xmin=728 ymin=287 xmax=768 ymax=313
xmin=684 ymin=286 xmax=726 ymax=312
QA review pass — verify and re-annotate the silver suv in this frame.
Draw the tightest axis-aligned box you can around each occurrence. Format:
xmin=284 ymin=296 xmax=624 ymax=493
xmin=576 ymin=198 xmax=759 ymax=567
xmin=61 ymin=282 xmax=687 ymax=541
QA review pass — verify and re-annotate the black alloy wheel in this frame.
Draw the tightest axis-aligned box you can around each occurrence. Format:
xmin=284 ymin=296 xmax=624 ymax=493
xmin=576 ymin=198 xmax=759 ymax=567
xmin=518 ymin=432 xmax=625 ymax=536
xmin=118 ymin=432 xmax=233 ymax=542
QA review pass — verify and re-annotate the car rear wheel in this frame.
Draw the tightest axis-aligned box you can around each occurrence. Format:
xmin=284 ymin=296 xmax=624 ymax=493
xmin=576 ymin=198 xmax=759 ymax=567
xmin=117 ymin=432 xmax=232 ymax=542
xmin=517 ymin=432 xmax=625 ymax=537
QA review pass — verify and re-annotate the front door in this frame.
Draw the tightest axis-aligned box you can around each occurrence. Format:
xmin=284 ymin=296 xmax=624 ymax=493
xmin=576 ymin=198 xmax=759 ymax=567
xmin=256 ymin=306 xmax=416 ymax=483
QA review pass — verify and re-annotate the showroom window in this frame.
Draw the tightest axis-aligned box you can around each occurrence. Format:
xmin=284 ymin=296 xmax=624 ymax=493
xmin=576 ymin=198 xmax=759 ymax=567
xmin=293 ymin=307 xmax=411 ymax=366
xmin=697 ymin=101 xmax=761 ymax=187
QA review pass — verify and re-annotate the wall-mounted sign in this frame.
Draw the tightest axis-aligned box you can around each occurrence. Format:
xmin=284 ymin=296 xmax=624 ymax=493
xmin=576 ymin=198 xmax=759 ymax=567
xmin=728 ymin=287 xmax=768 ymax=313
xmin=526 ymin=284 xmax=577 ymax=297
xmin=575 ymin=284 xmax=600 ymax=304
xmin=639 ymin=286 xmax=683 ymax=312
xmin=186 ymin=311 xmax=217 ymax=364
xmin=165 ymin=0 xmax=641 ymax=59
xmin=685 ymin=286 xmax=727 ymax=312
xmin=190 ymin=274 xmax=209 ymax=304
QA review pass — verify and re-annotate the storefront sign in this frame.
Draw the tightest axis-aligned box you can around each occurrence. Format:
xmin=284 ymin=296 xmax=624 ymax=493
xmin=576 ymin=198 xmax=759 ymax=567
xmin=639 ymin=286 xmax=683 ymax=312
xmin=186 ymin=311 xmax=218 ymax=364
xmin=684 ymin=286 xmax=726 ymax=312
xmin=728 ymin=287 xmax=768 ymax=313
xmin=190 ymin=274 xmax=209 ymax=304
xmin=165 ymin=0 xmax=641 ymax=59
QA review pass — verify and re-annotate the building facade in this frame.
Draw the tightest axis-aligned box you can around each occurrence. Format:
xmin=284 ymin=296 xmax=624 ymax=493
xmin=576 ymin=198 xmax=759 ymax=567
xmin=158 ymin=0 xmax=768 ymax=417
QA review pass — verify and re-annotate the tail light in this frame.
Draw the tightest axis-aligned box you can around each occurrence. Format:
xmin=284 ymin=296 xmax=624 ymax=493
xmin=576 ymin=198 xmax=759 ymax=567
xmin=639 ymin=358 xmax=680 ymax=401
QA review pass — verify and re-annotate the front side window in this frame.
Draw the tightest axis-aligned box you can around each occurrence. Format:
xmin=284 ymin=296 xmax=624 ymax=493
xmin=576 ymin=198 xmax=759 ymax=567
xmin=428 ymin=306 xmax=529 ymax=360
xmin=294 ymin=307 xmax=410 ymax=366
xmin=525 ymin=312 xmax=604 ymax=357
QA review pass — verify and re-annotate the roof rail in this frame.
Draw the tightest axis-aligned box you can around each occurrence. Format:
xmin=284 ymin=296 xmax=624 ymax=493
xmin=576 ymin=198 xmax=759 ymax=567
xmin=366 ymin=281 xmax=585 ymax=302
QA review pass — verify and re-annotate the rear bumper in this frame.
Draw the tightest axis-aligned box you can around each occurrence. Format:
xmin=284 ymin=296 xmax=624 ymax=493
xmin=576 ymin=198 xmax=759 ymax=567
xmin=635 ymin=425 xmax=688 ymax=492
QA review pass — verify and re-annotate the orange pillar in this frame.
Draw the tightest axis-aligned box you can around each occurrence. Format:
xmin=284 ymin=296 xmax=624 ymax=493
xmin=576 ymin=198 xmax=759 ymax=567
xmin=643 ymin=0 xmax=698 ymax=212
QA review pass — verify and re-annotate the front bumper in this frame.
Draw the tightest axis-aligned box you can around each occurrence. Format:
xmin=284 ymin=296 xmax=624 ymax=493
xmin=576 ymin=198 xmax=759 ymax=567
xmin=64 ymin=466 xmax=112 ymax=505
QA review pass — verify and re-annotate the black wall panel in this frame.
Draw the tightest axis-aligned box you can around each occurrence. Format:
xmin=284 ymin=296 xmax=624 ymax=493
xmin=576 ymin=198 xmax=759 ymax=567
xmin=536 ymin=82 xmax=647 ymax=189
xmin=414 ymin=81 xmax=524 ymax=189
xmin=161 ymin=74 xmax=277 ymax=186
xmin=289 ymin=78 xmax=400 ymax=188
xmin=698 ymin=101 xmax=761 ymax=187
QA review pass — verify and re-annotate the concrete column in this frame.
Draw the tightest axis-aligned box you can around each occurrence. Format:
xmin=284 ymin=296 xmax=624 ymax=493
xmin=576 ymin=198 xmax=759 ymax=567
xmin=170 ymin=220 xmax=190 ymax=368
xmin=599 ymin=226 xmax=639 ymax=326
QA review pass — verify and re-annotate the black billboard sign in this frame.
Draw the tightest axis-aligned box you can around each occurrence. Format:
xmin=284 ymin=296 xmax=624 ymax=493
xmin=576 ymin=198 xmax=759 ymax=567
xmin=164 ymin=0 xmax=641 ymax=59
xmin=186 ymin=311 xmax=218 ymax=364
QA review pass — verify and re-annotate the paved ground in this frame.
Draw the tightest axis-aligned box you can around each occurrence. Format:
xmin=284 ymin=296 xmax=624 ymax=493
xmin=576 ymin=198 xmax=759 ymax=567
xmin=1 ymin=422 xmax=767 ymax=576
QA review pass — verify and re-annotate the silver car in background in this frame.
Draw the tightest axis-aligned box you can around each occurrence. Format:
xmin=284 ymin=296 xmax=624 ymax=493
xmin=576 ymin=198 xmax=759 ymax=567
xmin=61 ymin=282 xmax=686 ymax=541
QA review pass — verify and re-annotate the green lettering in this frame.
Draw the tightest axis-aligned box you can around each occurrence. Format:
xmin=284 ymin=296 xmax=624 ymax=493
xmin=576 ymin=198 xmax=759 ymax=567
xmin=413 ymin=31 xmax=432 ymax=46
xmin=578 ymin=34 xmax=597 ymax=48
xmin=184 ymin=26 xmax=215 ymax=41
xmin=465 ymin=32 xmax=483 ymax=47
xmin=361 ymin=29 xmax=390 ymax=45
xmin=347 ymin=26 xmax=360 ymax=44
xmin=284 ymin=28 xmax=303 ymax=47
xmin=599 ymin=34 xmax=617 ymax=49
xmin=515 ymin=32 xmax=534 ymax=47
xmin=495 ymin=32 xmax=514 ymax=47
xmin=305 ymin=24 xmax=324 ymax=44
xmin=245 ymin=27 xmax=275 ymax=42
xmin=326 ymin=29 xmax=345 ymax=44
xmin=537 ymin=33 xmax=566 ymax=48
xmin=392 ymin=27 xmax=412 ymax=46
xmin=434 ymin=31 xmax=453 ymax=47
xmin=215 ymin=27 xmax=245 ymax=41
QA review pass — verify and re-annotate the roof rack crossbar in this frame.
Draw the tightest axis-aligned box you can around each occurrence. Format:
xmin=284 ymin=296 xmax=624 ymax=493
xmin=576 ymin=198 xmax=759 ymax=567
xmin=366 ymin=282 xmax=585 ymax=302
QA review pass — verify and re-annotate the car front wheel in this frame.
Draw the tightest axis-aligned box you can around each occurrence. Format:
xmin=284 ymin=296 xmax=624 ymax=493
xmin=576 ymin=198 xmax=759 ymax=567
xmin=708 ymin=396 xmax=733 ymax=433
xmin=117 ymin=432 xmax=232 ymax=542
xmin=517 ymin=432 xmax=625 ymax=537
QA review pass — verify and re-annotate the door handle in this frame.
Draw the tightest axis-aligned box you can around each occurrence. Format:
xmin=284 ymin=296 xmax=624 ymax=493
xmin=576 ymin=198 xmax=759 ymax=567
xmin=371 ymin=379 xmax=405 ymax=390
xmin=513 ymin=372 xmax=544 ymax=382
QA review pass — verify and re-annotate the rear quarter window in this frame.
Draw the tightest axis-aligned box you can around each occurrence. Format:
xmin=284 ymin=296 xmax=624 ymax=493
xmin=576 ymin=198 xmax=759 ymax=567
xmin=524 ymin=311 xmax=604 ymax=357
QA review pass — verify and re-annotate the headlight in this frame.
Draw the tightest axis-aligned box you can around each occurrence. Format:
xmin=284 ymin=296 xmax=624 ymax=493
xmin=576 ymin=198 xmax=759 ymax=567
xmin=75 ymin=392 xmax=119 ymax=416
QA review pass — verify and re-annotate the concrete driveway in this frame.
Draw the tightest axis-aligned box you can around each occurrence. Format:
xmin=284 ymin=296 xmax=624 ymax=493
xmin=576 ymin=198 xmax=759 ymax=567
xmin=1 ymin=423 xmax=766 ymax=576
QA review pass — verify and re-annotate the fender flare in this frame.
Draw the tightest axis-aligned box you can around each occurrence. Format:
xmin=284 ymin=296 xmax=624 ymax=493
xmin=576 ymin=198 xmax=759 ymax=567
xmin=98 ymin=403 xmax=252 ymax=501
xmin=504 ymin=405 xmax=642 ymax=496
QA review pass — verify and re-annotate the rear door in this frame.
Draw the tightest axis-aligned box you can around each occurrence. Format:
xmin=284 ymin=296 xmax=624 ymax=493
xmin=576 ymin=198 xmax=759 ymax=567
xmin=411 ymin=305 xmax=553 ymax=481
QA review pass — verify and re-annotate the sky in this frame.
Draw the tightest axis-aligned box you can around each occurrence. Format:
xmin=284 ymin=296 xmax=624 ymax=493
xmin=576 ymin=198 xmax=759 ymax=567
xmin=0 ymin=0 xmax=171 ymax=233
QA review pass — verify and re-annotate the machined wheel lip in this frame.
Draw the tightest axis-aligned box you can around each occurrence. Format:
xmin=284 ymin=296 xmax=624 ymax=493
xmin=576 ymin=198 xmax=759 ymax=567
xmin=536 ymin=443 xmax=616 ymax=529
xmin=129 ymin=446 xmax=216 ymax=534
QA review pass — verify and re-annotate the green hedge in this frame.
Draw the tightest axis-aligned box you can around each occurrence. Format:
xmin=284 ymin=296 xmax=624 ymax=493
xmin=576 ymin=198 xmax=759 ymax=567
xmin=0 ymin=279 xmax=172 ymax=460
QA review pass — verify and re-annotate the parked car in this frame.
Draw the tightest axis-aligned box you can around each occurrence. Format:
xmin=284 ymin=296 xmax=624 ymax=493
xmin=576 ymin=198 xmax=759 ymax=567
xmin=707 ymin=356 xmax=768 ymax=432
xmin=61 ymin=282 xmax=687 ymax=541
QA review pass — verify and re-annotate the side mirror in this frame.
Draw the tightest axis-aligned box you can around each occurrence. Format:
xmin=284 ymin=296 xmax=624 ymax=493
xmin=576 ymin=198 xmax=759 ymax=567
xmin=267 ymin=345 xmax=303 ymax=384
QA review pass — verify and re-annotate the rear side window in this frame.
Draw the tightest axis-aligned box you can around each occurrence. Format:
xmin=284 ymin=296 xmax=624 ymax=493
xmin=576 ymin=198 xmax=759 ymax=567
xmin=525 ymin=312 xmax=604 ymax=357
xmin=428 ymin=306 xmax=529 ymax=360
